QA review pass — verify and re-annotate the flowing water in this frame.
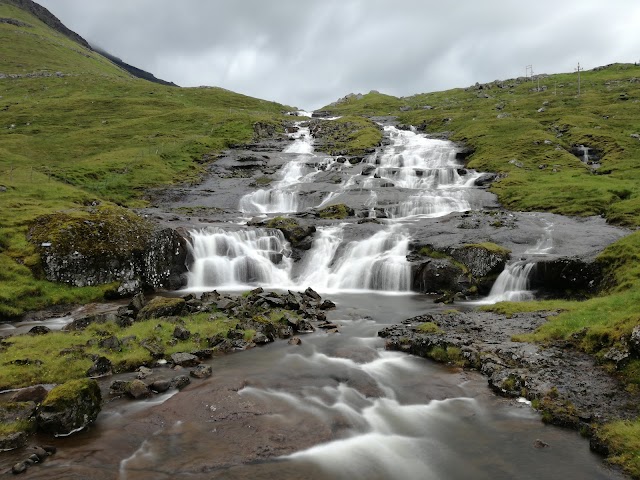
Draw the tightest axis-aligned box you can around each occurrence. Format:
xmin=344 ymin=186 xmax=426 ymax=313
xmin=1 ymin=123 xmax=622 ymax=479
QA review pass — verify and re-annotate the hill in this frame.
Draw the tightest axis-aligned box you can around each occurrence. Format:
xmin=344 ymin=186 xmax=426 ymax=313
xmin=0 ymin=0 xmax=292 ymax=317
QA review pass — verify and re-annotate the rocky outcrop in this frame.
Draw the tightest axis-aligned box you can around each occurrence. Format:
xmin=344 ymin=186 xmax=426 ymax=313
xmin=36 ymin=379 xmax=102 ymax=436
xmin=29 ymin=206 xmax=188 ymax=295
xmin=530 ymin=257 xmax=603 ymax=296
xmin=379 ymin=311 xmax=638 ymax=430
xmin=0 ymin=402 xmax=36 ymax=451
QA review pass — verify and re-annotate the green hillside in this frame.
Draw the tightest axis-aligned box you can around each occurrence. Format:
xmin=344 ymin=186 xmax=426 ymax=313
xmin=0 ymin=1 xmax=291 ymax=317
xmin=322 ymin=65 xmax=640 ymax=225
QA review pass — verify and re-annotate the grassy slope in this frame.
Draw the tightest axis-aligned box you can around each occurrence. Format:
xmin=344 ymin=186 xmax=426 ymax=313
xmin=0 ymin=3 xmax=291 ymax=317
xmin=321 ymin=69 xmax=640 ymax=476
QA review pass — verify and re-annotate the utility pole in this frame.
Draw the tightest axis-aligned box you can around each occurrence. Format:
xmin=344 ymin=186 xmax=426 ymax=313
xmin=575 ymin=62 xmax=581 ymax=96
xmin=526 ymin=65 xmax=533 ymax=81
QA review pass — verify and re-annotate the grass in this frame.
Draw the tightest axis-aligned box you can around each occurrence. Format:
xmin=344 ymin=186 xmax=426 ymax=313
xmin=0 ymin=308 xmax=298 ymax=389
xmin=463 ymin=242 xmax=512 ymax=256
xmin=311 ymin=115 xmax=382 ymax=156
xmin=0 ymin=3 xmax=292 ymax=317
xmin=598 ymin=421 xmax=640 ymax=477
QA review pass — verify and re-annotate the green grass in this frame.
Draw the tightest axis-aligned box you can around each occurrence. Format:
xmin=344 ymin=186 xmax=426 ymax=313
xmin=463 ymin=242 xmax=512 ymax=256
xmin=596 ymin=421 xmax=640 ymax=478
xmin=0 ymin=4 xmax=292 ymax=317
xmin=0 ymin=308 xmax=298 ymax=389
xmin=312 ymin=116 xmax=382 ymax=156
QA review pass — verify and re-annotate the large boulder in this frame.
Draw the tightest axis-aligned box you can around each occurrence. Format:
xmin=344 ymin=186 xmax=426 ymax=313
xmin=29 ymin=205 xmax=188 ymax=295
xmin=264 ymin=217 xmax=316 ymax=249
xmin=447 ymin=243 xmax=510 ymax=278
xmin=36 ymin=379 xmax=102 ymax=436
xmin=137 ymin=297 xmax=186 ymax=320
xmin=412 ymin=258 xmax=469 ymax=294
xmin=0 ymin=402 xmax=37 ymax=451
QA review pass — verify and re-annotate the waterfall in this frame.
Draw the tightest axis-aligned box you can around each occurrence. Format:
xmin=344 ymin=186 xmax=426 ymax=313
xmin=484 ymin=262 xmax=535 ymax=303
xmin=187 ymin=227 xmax=293 ymax=289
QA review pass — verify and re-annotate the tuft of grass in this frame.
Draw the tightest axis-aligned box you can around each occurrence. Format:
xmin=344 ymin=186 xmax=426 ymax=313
xmin=463 ymin=242 xmax=512 ymax=256
xmin=417 ymin=322 xmax=441 ymax=334
xmin=311 ymin=116 xmax=382 ymax=156
xmin=596 ymin=420 xmax=640 ymax=478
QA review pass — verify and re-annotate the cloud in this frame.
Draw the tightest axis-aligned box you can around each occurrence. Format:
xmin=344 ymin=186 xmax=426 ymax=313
xmin=37 ymin=0 xmax=640 ymax=109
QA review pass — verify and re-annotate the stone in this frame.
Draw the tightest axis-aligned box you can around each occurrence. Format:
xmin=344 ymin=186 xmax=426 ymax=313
xmin=288 ymin=337 xmax=302 ymax=346
xmin=150 ymin=379 xmax=171 ymax=393
xmin=190 ymin=364 xmax=212 ymax=379
xmin=28 ymin=325 xmax=51 ymax=335
xmin=170 ymin=375 xmax=191 ymax=390
xmin=304 ymin=287 xmax=322 ymax=301
xmin=126 ymin=379 xmax=151 ymax=399
xmin=128 ymin=292 xmax=146 ymax=314
xmin=319 ymin=299 xmax=336 ymax=310
xmin=9 ymin=385 xmax=48 ymax=403
xmin=253 ymin=333 xmax=271 ymax=345
xmin=137 ymin=366 xmax=153 ymax=379
xmin=86 ymin=356 xmax=112 ymax=377
xmin=533 ymin=439 xmax=549 ymax=448
xmin=137 ymin=297 xmax=186 ymax=320
xmin=0 ymin=432 xmax=28 ymax=452
xmin=36 ymin=379 xmax=102 ymax=436
xmin=474 ymin=173 xmax=497 ymax=187
xmin=173 ymin=325 xmax=191 ymax=340
xmin=99 ymin=335 xmax=121 ymax=351
xmin=109 ymin=380 xmax=129 ymax=395
xmin=12 ymin=462 xmax=28 ymax=474
xmin=629 ymin=325 xmax=640 ymax=356
xmin=171 ymin=352 xmax=199 ymax=367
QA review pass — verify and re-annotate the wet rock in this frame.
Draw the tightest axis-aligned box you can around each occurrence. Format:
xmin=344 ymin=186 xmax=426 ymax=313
xmin=319 ymin=299 xmax=336 ymax=310
xmin=603 ymin=346 xmax=630 ymax=370
xmin=253 ymin=332 xmax=271 ymax=345
xmin=137 ymin=366 xmax=153 ymax=379
xmin=12 ymin=461 xmax=28 ymax=474
xmin=150 ymin=379 xmax=171 ymax=393
xmin=629 ymin=325 xmax=640 ymax=356
xmin=304 ymin=287 xmax=322 ymax=302
xmin=86 ymin=356 xmax=112 ymax=377
xmin=1 ymin=432 xmax=28 ymax=452
xmin=190 ymin=364 xmax=213 ymax=379
xmin=170 ymin=375 xmax=191 ymax=390
xmin=288 ymin=337 xmax=302 ymax=346
xmin=36 ymin=379 xmax=102 ymax=436
xmin=99 ymin=335 xmax=122 ymax=351
xmin=126 ymin=379 xmax=151 ymax=399
xmin=140 ymin=338 xmax=165 ymax=358
xmin=28 ymin=325 xmax=51 ymax=335
xmin=192 ymin=348 xmax=214 ymax=359
xmin=533 ymin=439 xmax=549 ymax=448
xmin=412 ymin=258 xmax=468 ymax=294
xmin=109 ymin=380 xmax=129 ymax=395
xmin=171 ymin=352 xmax=199 ymax=367
xmin=9 ymin=385 xmax=48 ymax=403
xmin=265 ymin=217 xmax=316 ymax=248
xmin=128 ymin=292 xmax=146 ymax=314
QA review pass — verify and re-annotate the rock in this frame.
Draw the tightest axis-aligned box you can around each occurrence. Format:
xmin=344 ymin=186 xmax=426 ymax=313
xmin=99 ymin=335 xmax=122 ymax=351
xmin=265 ymin=217 xmax=316 ymax=248
xmin=137 ymin=297 xmax=186 ymax=320
xmin=12 ymin=462 xmax=28 ymax=474
xmin=190 ymin=364 xmax=212 ymax=379
xmin=533 ymin=439 xmax=549 ymax=448
xmin=319 ymin=299 xmax=336 ymax=310
xmin=150 ymin=379 xmax=171 ymax=393
xmin=137 ymin=366 xmax=153 ymax=379
xmin=630 ymin=325 xmax=640 ymax=356
xmin=288 ymin=337 xmax=302 ymax=346
xmin=304 ymin=287 xmax=322 ymax=301
xmin=171 ymin=352 xmax=199 ymax=367
xmin=126 ymin=379 xmax=151 ymax=399
xmin=412 ymin=258 xmax=467 ymax=294
xmin=508 ymin=159 xmax=524 ymax=168
xmin=140 ymin=338 xmax=164 ymax=358
xmin=0 ymin=432 xmax=28 ymax=452
xmin=191 ymin=349 xmax=214 ymax=359
xmin=86 ymin=356 xmax=112 ymax=377
xmin=28 ymin=325 xmax=51 ymax=335
xmin=448 ymin=244 xmax=510 ymax=278
xmin=30 ymin=446 xmax=49 ymax=461
xmin=173 ymin=325 xmax=191 ymax=340
xmin=109 ymin=380 xmax=129 ymax=395
xmin=9 ymin=385 xmax=48 ymax=403
xmin=36 ymin=379 xmax=102 ymax=436
xmin=170 ymin=375 xmax=191 ymax=390
xmin=253 ymin=332 xmax=271 ymax=345
xmin=474 ymin=173 xmax=497 ymax=186
xmin=603 ymin=346 xmax=630 ymax=369
xmin=128 ymin=292 xmax=146 ymax=314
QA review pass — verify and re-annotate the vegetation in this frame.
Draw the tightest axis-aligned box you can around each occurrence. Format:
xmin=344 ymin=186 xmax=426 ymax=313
xmin=318 ymin=203 xmax=353 ymax=219
xmin=321 ymin=64 xmax=640 ymax=226
xmin=463 ymin=242 xmax=512 ymax=256
xmin=596 ymin=421 xmax=640 ymax=477
xmin=310 ymin=115 xmax=382 ymax=156
xmin=0 ymin=3 xmax=292 ymax=317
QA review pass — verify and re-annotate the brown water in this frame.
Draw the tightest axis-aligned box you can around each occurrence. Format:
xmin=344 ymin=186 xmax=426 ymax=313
xmin=0 ymin=293 xmax=623 ymax=479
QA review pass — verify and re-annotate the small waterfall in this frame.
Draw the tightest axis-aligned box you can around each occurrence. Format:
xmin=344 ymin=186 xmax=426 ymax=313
xmin=525 ymin=219 xmax=554 ymax=255
xmin=187 ymin=227 xmax=293 ymax=289
xmin=484 ymin=262 xmax=535 ymax=303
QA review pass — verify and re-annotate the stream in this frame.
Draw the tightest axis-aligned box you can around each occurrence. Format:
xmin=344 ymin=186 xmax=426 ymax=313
xmin=0 ymin=118 xmax=626 ymax=478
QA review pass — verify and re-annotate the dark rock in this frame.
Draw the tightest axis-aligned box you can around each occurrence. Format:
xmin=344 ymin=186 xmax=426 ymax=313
xmin=86 ymin=356 xmax=112 ymax=377
xmin=171 ymin=352 xmax=199 ymax=367
xmin=533 ymin=439 xmax=549 ymax=448
xmin=412 ymin=258 xmax=468 ymax=294
xmin=191 ymin=349 xmax=214 ymax=359
xmin=109 ymin=380 xmax=129 ymax=395
xmin=173 ymin=325 xmax=191 ymax=340
xmin=170 ymin=375 xmax=191 ymax=390
xmin=304 ymin=287 xmax=322 ymax=301
xmin=126 ymin=379 xmax=151 ymax=399
xmin=9 ymin=385 xmax=48 ymax=403
xmin=140 ymin=339 xmax=164 ymax=358
xmin=474 ymin=173 xmax=497 ymax=186
xmin=150 ymin=379 xmax=171 ymax=393
xmin=629 ymin=325 xmax=640 ymax=357
xmin=12 ymin=462 xmax=28 ymax=474
xmin=99 ymin=335 xmax=122 ymax=351
xmin=448 ymin=244 xmax=510 ymax=278
xmin=603 ymin=346 xmax=630 ymax=370
xmin=36 ymin=379 xmax=102 ymax=436
xmin=128 ymin=292 xmax=146 ymax=314
xmin=136 ymin=366 xmax=153 ymax=379
xmin=28 ymin=325 xmax=51 ymax=335
xmin=190 ymin=364 xmax=213 ymax=379
xmin=319 ymin=299 xmax=336 ymax=310
xmin=1 ymin=432 xmax=28 ymax=452
xmin=288 ymin=337 xmax=302 ymax=345
xmin=253 ymin=333 xmax=271 ymax=345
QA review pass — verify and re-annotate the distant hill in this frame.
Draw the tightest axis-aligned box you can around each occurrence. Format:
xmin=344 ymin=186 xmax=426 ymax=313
xmin=0 ymin=0 xmax=176 ymax=86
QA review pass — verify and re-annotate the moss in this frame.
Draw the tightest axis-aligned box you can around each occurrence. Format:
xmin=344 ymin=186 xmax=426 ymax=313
xmin=418 ymin=246 xmax=448 ymax=259
xmin=137 ymin=297 xmax=186 ymax=320
xmin=427 ymin=345 xmax=463 ymax=365
xmin=42 ymin=378 xmax=101 ymax=410
xmin=28 ymin=205 xmax=153 ymax=258
xmin=318 ymin=204 xmax=353 ymax=219
xmin=417 ymin=322 xmax=441 ymax=334
xmin=596 ymin=420 xmax=640 ymax=477
xmin=463 ymin=242 xmax=512 ymax=256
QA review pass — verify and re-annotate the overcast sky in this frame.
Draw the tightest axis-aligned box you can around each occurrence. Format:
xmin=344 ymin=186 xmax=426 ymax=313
xmin=37 ymin=0 xmax=640 ymax=109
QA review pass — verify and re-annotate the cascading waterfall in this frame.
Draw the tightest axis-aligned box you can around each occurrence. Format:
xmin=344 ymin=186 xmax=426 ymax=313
xmin=484 ymin=262 xmax=536 ymax=303
xmin=187 ymin=227 xmax=293 ymax=289
xmin=191 ymin=124 xmax=482 ymax=293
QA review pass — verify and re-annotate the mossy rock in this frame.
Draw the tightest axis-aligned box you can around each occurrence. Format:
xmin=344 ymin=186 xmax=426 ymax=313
xmin=317 ymin=204 xmax=354 ymax=219
xmin=29 ymin=205 xmax=153 ymax=258
xmin=137 ymin=297 xmax=186 ymax=320
xmin=448 ymin=243 xmax=511 ymax=278
xmin=265 ymin=216 xmax=315 ymax=246
xmin=0 ymin=402 xmax=37 ymax=451
xmin=36 ymin=379 xmax=102 ymax=435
